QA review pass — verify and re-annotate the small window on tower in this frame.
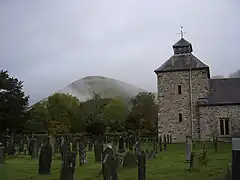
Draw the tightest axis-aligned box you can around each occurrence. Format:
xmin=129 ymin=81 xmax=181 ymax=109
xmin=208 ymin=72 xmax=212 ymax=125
xmin=178 ymin=85 xmax=182 ymax=94
xmin=179 ymin=113 xmax=183 ymax=123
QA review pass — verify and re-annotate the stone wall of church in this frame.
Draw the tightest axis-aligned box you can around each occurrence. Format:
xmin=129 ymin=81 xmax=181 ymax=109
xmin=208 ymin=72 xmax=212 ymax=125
xmin=199 ymin=105 xmax=240 ymax=141
xmin=157 ymin=69 xmax=209 ymax=142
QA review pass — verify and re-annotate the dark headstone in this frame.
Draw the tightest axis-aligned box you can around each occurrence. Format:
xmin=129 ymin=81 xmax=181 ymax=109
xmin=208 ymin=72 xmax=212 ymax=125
xmin=102 ymin=147 xmax=118 ymax=180
xmin=159 ymin=136 xmax=162 ymax=152
xmin=232 ymin=136 xmax=240 ymax=180
xmin=138 ymin=150 xmax=146 ymax=180
xmin=30 ymin=138 xmax=38 ymax=159
xmin=163 ymin=135 xmax=167 ymax=151
xmin=118 ymin=137 xmax=125 ymax=153
xmin=39 ymin=142 xmax=52 ymax=175
xmin=94 ymin=138 xmax=102 ymax=162
xmin=0 ymin=142 xmax=4 ymax=164
xmin=60 ymin=152 xmax=77 ymax=180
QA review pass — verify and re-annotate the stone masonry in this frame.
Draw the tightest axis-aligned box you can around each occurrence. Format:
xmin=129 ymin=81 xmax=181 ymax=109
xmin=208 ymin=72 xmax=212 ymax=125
xmin=155 ymin=36 xmax=240 ymax=142
xmin=157 ymin=69 xmax=209 ymax=142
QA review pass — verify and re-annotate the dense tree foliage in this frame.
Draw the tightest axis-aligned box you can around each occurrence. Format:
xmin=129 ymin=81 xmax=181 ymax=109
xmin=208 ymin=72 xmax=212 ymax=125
xmin=0 ymin=70 xmax=29 ymax=133
xmin=26 ymin=91 xmax=157 ymax=134
xmin=1 ymin=70 xmax=158 ymax=135
xmin=126 ymin=92 xmax=158 ymax=133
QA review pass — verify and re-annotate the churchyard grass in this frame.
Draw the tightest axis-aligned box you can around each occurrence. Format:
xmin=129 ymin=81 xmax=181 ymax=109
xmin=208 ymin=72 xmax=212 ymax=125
xmin=0 ymin=143 xmax=231 ymax=180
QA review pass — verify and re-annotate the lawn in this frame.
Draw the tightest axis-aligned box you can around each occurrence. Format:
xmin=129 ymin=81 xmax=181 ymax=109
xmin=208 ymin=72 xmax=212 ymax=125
xmin=0 ymin=143 xmax=231 ymax=180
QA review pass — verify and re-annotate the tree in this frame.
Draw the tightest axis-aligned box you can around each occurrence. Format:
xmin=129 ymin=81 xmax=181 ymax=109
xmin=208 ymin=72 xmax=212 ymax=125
xmin=103 ymin=98 xmax=128 ymax=132
xmin=0 ymin=70 xmax=29 ymax=133
xmin=29 ymin=93 xmax=82 ymax=134
xmin=126 ymin=92 xmax=158 ymax=133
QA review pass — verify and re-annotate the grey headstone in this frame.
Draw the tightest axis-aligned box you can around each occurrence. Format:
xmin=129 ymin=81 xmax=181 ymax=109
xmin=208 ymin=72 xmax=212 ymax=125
xmin=186 ymin=136 xmax=192 ymax=161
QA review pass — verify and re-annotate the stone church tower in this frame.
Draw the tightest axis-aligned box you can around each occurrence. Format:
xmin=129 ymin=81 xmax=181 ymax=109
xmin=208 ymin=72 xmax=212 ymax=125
xmin=154 ymin=37 xmax=210 ymax=142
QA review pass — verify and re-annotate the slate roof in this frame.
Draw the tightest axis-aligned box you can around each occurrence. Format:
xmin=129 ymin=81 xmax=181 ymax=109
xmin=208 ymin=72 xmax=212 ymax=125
xmin=154 ymin=53 xmax=209 ymax=73
xmin=200 ymin=78 xmax=240 ymax=106
xmin=172 ymin=38 xmax=191 ymax=48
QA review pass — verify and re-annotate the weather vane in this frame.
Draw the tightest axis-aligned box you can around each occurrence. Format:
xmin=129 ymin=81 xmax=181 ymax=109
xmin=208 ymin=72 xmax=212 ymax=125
xmin=177 ymin=26 xmax=186 ymax=38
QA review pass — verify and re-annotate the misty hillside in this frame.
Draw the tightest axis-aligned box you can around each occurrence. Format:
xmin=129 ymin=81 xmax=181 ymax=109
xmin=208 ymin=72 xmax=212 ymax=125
xmin=55 ymin=76 xmax=147 ymax=103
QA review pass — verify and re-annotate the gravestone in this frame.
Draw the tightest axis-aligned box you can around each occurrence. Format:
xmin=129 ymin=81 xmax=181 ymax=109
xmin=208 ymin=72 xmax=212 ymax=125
xmin=39 ymin=142 xmax=52 ymax=175
xmin=118 ymin=136 xmax=125 ymax=153
xmin=60 ymin=152 xmax=77 ymax=180
xmin=167 ymin=134 xmax=170 ymax=144
xmin=123 ymin=151 xmax=137 ymax=168
xmin=163 ymin=135 xmax=167 ymax=151
xmin=159 ymin=136 xmax=162 ymax=151
xmin=186 ymin=136 xmax=192 ymax=162
xmin=135 ymin=141 xmax=141 ymax=157
xmin=78 ymin=141 xmax=86 ymax=165
xmin=30 ymin=138 xmax=38 ymax=159
xmin=138 ymin=150 xmax=146 ymax=180
xmin=0 ymin=142 xmax=4 ymax=164
xmin=61 ymin=136 xmax=69 ymax=161
xmin=94 ymin=138 xmax=102 ymax=162
xmin=102 ymin=147 xmax=118 ymax=180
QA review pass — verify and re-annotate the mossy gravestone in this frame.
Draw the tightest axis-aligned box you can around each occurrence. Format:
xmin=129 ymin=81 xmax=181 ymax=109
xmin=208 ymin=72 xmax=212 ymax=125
xmin=123 ymin=151 xmax=137 ymax=168
xmin=102 ymin=147 xmax=118 ymax=180
xmin=60 ymin=152 xmax=77 ymax=180
xmin=38 ymin=142 xmax=52 ymax=175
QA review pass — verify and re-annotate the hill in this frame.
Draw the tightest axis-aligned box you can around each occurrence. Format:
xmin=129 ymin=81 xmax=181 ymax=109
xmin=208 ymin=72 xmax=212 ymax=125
xmin=55 ymin=76 xmax=147 ymax=104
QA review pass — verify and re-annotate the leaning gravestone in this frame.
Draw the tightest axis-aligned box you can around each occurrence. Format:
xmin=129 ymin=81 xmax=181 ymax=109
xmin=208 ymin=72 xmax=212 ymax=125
xmin=186 ymin=136 xmax=192 ymax=162
xmin=102 ymin=147 xmax=118 ymax=180
xmin=0 ymin=142 xmax=4 ymax=164
xmin=39 ymin=142 xmax=52 ymax=175
xmin=123 ymin=151 xmax=137 ymax=168
xmin=147 ymin=150 xmax=157 ymax=160
xmin=138 ymin=150 xmax=146 ymax=180
xmin=60 ymin=152 xmax=77 ymax=180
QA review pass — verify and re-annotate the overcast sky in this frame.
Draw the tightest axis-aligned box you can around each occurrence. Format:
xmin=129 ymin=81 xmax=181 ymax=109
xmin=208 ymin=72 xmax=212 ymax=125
xmin=1 ymin=0 xmax=240 ymax=104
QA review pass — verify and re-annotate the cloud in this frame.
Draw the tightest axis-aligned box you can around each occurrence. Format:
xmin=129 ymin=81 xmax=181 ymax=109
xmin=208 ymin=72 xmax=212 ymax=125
xmin=1 ymin=0 xmax=240 ymax=104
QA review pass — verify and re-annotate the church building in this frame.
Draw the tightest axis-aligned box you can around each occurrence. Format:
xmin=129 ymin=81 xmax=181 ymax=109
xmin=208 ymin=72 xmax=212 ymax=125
xmin=154 ymin=36 xmax=240 ymax=142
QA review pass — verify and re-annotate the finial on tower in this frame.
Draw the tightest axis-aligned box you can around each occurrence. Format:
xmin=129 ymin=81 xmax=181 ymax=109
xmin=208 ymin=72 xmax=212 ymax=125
xmin=177 ymin=26 xmax=186 ymax=39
